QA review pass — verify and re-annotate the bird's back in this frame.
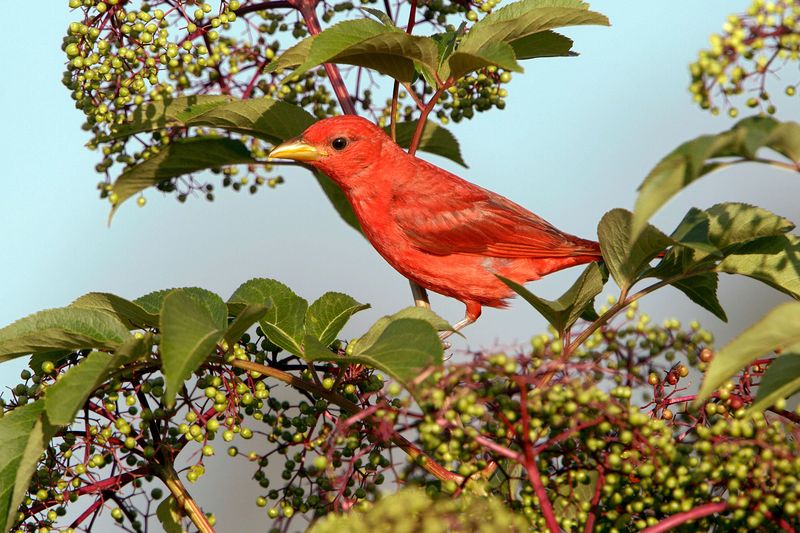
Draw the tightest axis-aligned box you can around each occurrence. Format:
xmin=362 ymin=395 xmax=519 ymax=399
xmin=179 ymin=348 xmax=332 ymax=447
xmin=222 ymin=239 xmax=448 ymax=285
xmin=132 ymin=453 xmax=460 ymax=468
xmin=388 ymin=154 xmax=602 ymax=266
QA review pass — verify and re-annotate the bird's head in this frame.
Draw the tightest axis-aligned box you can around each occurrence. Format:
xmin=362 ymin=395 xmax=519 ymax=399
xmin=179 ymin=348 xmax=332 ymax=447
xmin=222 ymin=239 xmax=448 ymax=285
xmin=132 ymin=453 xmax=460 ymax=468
xmin=268 ymin=116 xmax=396 ymax=186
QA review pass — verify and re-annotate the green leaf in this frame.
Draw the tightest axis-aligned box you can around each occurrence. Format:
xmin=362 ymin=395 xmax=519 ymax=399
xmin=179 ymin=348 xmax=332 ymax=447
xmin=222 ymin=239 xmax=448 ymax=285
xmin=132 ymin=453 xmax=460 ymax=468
xmin=632 ymin=117 xmax=800 ymax=241
xmin=133 ymin=289 xmax=174 ymax=315
xmin=265 ymin=37 xmax=314 ymax=74
xmin=109 ymin=137 xmax=255 ymax=220
xmin=356 ymin=307 xmax=454 ymax=351
xmin=670 ymin=273 xmax=727 ymax=322
xmin=643 ymin=220 xmax=727 ymax=321
xmin=228 ymin=279 xmax=308 ymax=355
xmin=431 ymin=29 xmax=462 ymax=72
xmin=452 ymin=0 xmax=608 ymax=78
xmin=598 ymin=209 xmax=673 ymax=290
xmin=669 ymin=208 xmax=720 ymax=259
xmin=160 ymin=288 xmax=227 ymax=407
xmin=44 ymin=351 xmax=120 ymax=426
xmin=306 ymin=293 xmax=370 ymax=346
xmin=278 ymin=19 xmax=440 ymax=83
xmin=304 ymin=318 xmax=443 ymax=388
xmin=70 ymin=292 xmax=158 ymax=329
xmin=716 ymin=234 xmax=800 ymax=299
xmin=223 ymin=304 xmax=270 ymax=347
xmin=0 ymin=401 xmax=56 ymax=533
xmin=697 ymin=301 xmax=800 ymax=403
xmin=156 ymin=495 xmax=183 ymax=533
xmin=705 ymin=203 xmax=794 ymax=250
xmin=0 ymin=308 xmax=130 ymax=363
xmin=104 ymin=95 xmax=231 ymax=140
xmin=498 ymin=262 xmax=604 ymax=332
xmin=448 ymin=40 xmax=522 ymax=81
xmin=106 ymin=95 xmax=315 ymax=144
xmin=390 ymin=120 xmax=467 ymax=167
xmin=361 ymin=7 xmax=397 ymax=27
xmin=314 ymin=171 xmax=363 ymax=234
xmin=510 ymin=29 xmax=577 ymax=59
xmin=114 ymin=332 xmax=155 ymax=364
xmin=750 ymin=353 xmax=800 ymax=412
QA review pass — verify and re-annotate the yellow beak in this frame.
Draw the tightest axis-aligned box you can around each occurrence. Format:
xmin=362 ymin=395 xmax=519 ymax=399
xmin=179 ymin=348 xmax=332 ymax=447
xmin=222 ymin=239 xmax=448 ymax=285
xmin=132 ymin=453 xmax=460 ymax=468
xmin=268 ymin=139 xmax=325 ymax=162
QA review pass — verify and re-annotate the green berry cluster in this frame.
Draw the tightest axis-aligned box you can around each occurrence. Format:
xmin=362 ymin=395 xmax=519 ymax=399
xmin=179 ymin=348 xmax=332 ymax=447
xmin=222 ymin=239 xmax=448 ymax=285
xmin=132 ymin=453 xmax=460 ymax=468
xmin=311 ymin=487 xmax=531 ymax=533
xmin=63 ymin=0 xmax=494 ymax=208
xmin=418 ymin=0 xmax=472 ymax=26
xmin=404 ymin=332 xmax=800 ymax=532
xmin=62 ymin=1 xmax=341 ymax=207
xmin=440 ymin=66 xmax=510 ymax=123
xmin=689 ymin=0 xmax=800 ymax=116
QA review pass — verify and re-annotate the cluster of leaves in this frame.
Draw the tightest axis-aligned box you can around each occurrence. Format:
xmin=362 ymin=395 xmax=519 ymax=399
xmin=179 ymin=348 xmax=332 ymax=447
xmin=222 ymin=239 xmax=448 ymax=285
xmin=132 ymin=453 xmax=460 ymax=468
xmin=689 ymin=0 xmax=800 ymax=116
xmin=63 ymin=0 xmax=607 ymax=213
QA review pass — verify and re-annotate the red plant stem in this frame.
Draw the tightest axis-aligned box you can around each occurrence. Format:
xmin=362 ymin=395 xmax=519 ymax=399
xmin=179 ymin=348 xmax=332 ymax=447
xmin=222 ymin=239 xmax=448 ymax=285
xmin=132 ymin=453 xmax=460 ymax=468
xmin=405 ymin=0 xmax=418 ymax=33
xmin=297 ymin=0 xmax=357 ymax=115
xmin=517 ymin=380 xmax=560 ymax=533
xmin=768 ymin=407 xmax=800 ymax=424
xmin=26 ymin=466 xmax=150 ymax=515
xmin=660 ymin=394 xmax=698 ymax=406
xmin=390 ymin=0 xmax=419 ymax=141
xmin=408 ymin=82 xmax=451 ymax=155
xmin=641 ymin=502 xmax=727 ymax=533
xmin=243 ymin=58 xmax=268 ymax=99
xmin=473 ymin=435 xmax=523 ymax=462
xmin=533 ymin=417 xmax=604 ymax=455
xmin=526 ymin=455 xmax=560 ymax=532
xmin=69 ymin=497 xmax=105 ymax=529
xmin=583 ymin=469 xmax=605 ymax=533
xmin=765 ymin=510 xmax=797 ymax=533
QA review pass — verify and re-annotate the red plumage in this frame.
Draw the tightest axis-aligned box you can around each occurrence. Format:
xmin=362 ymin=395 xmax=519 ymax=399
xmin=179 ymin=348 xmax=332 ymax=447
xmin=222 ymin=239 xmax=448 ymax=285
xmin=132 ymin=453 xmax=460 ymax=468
xmin=272 ymin=115 xmax=602 ymax=326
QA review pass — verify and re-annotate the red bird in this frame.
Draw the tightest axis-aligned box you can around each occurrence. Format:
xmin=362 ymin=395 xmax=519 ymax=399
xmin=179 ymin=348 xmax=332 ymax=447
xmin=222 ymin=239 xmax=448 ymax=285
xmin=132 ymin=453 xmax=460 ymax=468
xmin=269 ymin=116 xmax=602 ymax=335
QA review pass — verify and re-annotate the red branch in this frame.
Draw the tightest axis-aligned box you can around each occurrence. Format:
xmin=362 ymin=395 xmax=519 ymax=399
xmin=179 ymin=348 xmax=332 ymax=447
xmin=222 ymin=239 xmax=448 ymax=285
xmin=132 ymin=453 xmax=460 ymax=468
xmin=296 ymin=0 xmax=357 ymax=115
xmin=583 ymin=469 xmax=605 ymax=533
xmin=26 ymin=466 xmax=150 ymax=515
xmin=516 ymin=380 xmax=560 ymax=533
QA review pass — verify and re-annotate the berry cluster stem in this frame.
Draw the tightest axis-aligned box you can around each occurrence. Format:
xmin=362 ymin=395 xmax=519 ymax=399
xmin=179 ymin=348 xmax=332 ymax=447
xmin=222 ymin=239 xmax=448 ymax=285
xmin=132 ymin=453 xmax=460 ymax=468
xmin=159 ymin=465 xmax=215 ymax=533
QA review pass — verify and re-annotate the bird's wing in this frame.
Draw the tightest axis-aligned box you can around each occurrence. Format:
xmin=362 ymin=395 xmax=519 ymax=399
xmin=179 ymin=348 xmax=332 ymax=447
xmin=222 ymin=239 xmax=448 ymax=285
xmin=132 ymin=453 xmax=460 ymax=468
xmin=391 ymin=161 xmax=600 ymax=259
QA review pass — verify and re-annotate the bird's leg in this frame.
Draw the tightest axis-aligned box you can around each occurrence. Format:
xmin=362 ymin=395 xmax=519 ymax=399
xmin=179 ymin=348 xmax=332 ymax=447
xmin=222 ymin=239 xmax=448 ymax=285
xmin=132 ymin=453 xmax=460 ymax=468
xmin=439 ymin=315 xmax=475 ymax=341
xmin=439 ymin=302 xmax=482 ymax=341
xmin=409 ymin=280 xmax=430 ymax=309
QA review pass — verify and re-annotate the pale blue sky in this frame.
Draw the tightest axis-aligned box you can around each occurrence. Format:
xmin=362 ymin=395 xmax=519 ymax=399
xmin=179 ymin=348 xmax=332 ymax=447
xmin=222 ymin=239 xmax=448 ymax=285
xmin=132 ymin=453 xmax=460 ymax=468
xmin=2 ymin=2 xmax=799 ymax=378
xmin=1 ymin=1 xmax=799 ymax=528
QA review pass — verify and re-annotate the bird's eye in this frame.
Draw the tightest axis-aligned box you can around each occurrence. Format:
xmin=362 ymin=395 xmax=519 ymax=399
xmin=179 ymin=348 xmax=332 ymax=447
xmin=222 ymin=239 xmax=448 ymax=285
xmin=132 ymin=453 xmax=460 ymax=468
xmin=331 ymin=137 xmax=348 ymax=151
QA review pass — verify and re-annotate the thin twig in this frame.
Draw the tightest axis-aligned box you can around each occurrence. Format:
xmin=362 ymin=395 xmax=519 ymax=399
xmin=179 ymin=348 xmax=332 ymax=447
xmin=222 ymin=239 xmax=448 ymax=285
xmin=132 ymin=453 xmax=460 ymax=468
xmin=235 ymin=1 xmax=292 ymax=15
xmin=159 ymin=465 xmax=215 ymax=533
